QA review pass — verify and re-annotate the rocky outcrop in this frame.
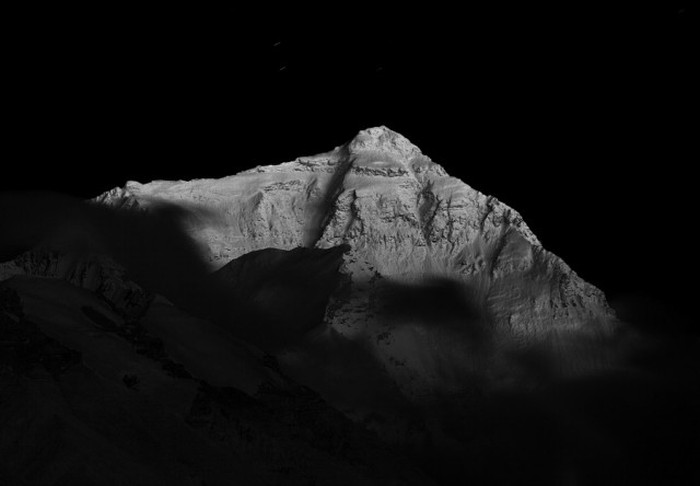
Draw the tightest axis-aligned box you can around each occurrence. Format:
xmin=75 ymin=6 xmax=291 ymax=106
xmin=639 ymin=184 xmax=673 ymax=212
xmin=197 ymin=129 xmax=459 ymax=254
xmin=13 ymin=248 xmax=152 ymax=320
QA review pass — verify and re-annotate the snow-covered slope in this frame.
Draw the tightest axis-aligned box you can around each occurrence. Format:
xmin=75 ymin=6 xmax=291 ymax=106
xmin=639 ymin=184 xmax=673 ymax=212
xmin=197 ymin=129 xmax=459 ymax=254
xmin=101 ymin=126 xmax=611 ymax=322
xmin=97 ymin=126 xmax=618 ymax=438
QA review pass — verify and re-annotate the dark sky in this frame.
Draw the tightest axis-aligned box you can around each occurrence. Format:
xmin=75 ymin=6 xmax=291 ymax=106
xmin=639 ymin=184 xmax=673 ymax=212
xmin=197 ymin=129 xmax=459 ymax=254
xmin=4 ymin=4 xmax=695 ymax=321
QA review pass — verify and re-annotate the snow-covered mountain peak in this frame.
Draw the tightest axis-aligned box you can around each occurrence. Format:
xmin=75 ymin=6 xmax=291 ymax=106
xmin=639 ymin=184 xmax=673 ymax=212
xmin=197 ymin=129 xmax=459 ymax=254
xmin=348 ymin=126 xmax=420 ymax=158
xmin=344 ymin=126 xmax=447 ymax=178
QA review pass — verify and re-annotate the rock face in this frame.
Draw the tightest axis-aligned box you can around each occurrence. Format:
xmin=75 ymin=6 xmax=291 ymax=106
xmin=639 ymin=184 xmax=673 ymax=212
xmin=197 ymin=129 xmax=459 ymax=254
xmin=98 ymin=127 xmax=617 ymax=432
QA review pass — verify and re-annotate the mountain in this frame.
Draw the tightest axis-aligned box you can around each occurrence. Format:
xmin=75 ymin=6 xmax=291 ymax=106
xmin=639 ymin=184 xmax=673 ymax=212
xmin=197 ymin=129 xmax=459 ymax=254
xmin=99 ymin=126 xmax=614 ymax=326
xmin=11 ymin=127 xmax=682 ymax=484
xmin=93 ymin=127 xmax=619 ymax=438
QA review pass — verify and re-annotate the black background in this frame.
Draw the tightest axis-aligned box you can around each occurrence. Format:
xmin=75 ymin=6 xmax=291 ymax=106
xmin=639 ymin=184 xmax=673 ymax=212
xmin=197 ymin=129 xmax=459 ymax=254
xmin=4 ymin=4 xmax=695 ymax=323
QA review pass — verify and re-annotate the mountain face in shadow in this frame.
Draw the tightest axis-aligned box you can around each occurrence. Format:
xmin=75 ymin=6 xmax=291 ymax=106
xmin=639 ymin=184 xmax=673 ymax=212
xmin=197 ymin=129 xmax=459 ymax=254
xmin=0 ymin=278 xmax=432 ymax=485
xmin=1 ymin=127 xmax=697 ymax=485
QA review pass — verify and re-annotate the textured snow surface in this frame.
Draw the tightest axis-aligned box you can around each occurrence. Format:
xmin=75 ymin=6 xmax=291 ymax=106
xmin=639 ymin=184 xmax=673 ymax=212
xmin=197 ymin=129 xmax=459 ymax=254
xmin=97 ymin=127 xmax=618 ymax=433
xmin=100 ymin=125 xmax=613 ymax=320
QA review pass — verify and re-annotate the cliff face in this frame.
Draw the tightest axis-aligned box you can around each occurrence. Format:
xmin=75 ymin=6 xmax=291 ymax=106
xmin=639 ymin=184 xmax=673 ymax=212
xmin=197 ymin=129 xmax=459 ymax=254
xmin=98 ymin=126 xmax=617 ymax=433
